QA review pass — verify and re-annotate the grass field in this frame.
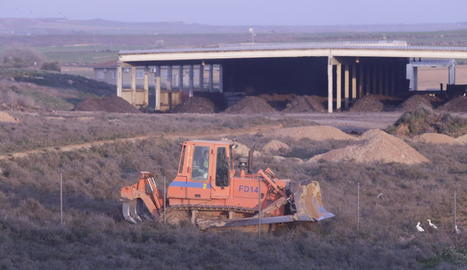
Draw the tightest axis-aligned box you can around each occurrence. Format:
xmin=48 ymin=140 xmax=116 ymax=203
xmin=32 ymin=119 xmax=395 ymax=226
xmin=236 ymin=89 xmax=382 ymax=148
xmin=0 ymin=111 xmax=465 ymax=269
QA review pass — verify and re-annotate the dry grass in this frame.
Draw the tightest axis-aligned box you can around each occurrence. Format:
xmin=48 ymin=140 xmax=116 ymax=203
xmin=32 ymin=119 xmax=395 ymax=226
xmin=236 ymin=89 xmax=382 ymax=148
xmin=0 ymin=114 xmax=465 ymax=269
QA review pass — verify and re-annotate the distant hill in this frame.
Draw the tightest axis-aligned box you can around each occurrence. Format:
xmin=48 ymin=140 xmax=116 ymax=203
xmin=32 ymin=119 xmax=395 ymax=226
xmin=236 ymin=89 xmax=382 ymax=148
xmin=1 ymin=18 xmax=467 ymax=35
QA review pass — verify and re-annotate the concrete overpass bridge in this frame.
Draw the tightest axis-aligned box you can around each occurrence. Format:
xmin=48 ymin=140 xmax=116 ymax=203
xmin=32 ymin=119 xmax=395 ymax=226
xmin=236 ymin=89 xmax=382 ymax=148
xmin=117 ymin=42 xmax=467 ymax=112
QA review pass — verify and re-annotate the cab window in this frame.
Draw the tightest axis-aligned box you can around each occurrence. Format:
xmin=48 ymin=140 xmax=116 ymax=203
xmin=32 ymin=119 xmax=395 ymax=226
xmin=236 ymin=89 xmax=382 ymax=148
xmin=215 ymin=147 xmax=229 ymax=187
xmin=192 ymin=146 xmax=209 ymax=181
xmin=178 ymin=145 xmax=186 ymax=174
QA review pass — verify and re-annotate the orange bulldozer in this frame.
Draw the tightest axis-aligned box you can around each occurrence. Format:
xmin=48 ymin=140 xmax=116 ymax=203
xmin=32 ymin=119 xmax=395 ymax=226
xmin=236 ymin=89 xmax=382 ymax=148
xmin=120 ymin=140 xmax=334 ymax=230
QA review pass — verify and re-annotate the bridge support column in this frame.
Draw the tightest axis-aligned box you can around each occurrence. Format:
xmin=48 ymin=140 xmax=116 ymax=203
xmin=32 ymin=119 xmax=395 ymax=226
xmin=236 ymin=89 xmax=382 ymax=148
xmin=189 ymin=65 xmax=194 ymax=97
xmin=219 ymin=64 xmax=223 ymax=93
xmin=209 ymin=64 xmax=214 ymax=92
xmin=178 ymin=65 xmax=184 ymax=91
xmin=116 ymin=65 xmax=123 ymax=97
xmin=155 ymin=67 xmax=161 ymax=111
xmin=130 ymin=66 xmax=136 ymax=105
xmin=327 ymin=58 xmax=334 ymax=113
xmin=352 ymin=64 xmax=357 ymax=100
xmin=448 ymin=60 xmax=456 ymax=85
xmin=336 ymin=63 xmax=342 ymax=111
xmin=143 ymin=69 xmax=149 ymax=106
xmin=199 ymin=64 xmax=204 ymax=91
xmin=344 ymin=64 xmax=350 ymax=110
xmin=167 ymin=65 xmax=173 ymax=91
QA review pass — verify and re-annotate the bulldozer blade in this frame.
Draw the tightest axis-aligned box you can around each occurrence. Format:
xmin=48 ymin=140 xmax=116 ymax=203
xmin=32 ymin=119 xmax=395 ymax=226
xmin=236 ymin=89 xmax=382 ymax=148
xmin=122 ymin=200 xmax=142 ymax=224
xmin=290 ymin=181 xmax=334 ymax=222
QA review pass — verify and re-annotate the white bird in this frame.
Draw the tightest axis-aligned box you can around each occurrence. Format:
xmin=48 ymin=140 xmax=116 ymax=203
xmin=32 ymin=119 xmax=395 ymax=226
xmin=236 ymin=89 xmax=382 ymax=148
xmin=416 ymin=222 xmax=425 ymax=232
xmin=427 ymin=219 xmax=438 ymax=230
xmin=454 ymin=224 xmax=461 ymax=234
xmin=377 ymin=193 xmax=384 ymax=199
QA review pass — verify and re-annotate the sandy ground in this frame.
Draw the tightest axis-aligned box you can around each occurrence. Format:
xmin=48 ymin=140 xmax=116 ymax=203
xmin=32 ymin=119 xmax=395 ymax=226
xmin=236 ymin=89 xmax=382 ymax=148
xmin=418 ymin=64 xmax=467 ymax=90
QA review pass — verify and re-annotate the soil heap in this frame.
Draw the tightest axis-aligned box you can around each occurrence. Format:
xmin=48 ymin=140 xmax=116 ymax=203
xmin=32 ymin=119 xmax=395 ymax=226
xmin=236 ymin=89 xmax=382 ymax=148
xmin=438 ymin=96 xmax=467 ymax=112
xmin=308 ymin=129 xmax=429 ymax=165
xmin=398 ymin=95 xmax=433 ymax=111
xmin=282 ymin=95 xmax=326 ymax=113
xmin=262 ymin=140 xmax=290 ymax=153
xmin=456 ymin=134 xmax=467 ymax=144
xmin=73 ymin=96 xmax=140 ymax=113
xmin=349 ymin=95 xmax=387 ymax=112
xmin=172 ymin=97 xmax=216 ymax=113
xmin=224 ymin=96 xmax=276 ymax=114
xmin=413 ymin=133 xmax=458 ymax=145
xmin=273 ymin=125 xmax=356 ymax=141
xmin=0 ymin=111 xmax=19 ymax=123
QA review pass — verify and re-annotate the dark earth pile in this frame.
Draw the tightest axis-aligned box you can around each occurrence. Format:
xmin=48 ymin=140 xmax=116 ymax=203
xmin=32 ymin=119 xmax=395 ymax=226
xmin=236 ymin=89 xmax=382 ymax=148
xmin=259 ymin=94 xmax=295 ymax=110
xmin=398 ymin=94 xmax=433 ymax=111
xmin=283 ymin=95 xmax=326 ymax=113
xmin=438 ymin=96 xmax=467 ymax=112
xmin=386 ymin=107 xmax=467 ymax=137
xmin=172 ymin=96 xmax=216 ymax=113
xmin=73 ymin=96 xmax=140 ymax=113
xmin=224 ymin=96 xmax=276 ymax=114
xmin=349 ymin=95 xmax=387 ymax=112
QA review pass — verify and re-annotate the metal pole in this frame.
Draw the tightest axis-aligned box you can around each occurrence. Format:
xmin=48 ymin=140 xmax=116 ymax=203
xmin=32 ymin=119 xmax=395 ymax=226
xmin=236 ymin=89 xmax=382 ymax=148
xmin=357 ymin=181 xmax=360 ymax=232
xmin=163 ymin=176 xmax=167 ymax=224
xmin=454 ymin=191 xmax=457 ymax=231
xmin=258 ymin=177 xmax=261 ymax=240
xmin=60 ymin=173 xmax=63 ymax=225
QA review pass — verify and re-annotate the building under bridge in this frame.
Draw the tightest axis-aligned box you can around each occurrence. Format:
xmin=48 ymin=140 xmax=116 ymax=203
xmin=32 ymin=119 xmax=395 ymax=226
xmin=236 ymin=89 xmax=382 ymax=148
xmin=116 ymin=41 xmax=467 ymax=112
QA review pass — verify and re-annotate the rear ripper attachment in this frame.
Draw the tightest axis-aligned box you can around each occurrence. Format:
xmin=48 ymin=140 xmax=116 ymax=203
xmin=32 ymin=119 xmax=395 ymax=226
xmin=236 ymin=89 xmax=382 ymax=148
xmin=120 ymin=140 xmax=334 ymax=230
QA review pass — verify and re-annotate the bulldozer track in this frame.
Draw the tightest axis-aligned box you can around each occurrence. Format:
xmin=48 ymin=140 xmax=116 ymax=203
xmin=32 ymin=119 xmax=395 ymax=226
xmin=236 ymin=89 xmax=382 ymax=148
xmin=170 ymin=204 xmax=257 ymax=214
xmin=0 ymin=124 xmax=282 ymax=161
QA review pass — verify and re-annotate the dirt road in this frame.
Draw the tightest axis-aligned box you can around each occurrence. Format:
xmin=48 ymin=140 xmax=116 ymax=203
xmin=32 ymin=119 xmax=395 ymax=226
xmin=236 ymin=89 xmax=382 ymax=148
xmin=0 ymin=124 xmax=282 ymax=161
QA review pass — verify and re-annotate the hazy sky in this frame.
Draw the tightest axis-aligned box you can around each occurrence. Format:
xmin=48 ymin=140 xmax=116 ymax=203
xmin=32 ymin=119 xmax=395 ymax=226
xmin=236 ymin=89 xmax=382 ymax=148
xmin=1 ymin=0 xmax=466 ymax=25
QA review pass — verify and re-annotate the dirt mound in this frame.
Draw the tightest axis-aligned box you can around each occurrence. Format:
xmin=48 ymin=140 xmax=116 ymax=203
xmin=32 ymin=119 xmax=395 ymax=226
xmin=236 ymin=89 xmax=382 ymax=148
xmin=413 ymin=133 xmax=458 ymax=145
xmin=283 ymin=95 xmax=326 ymax=113
xmin=73 ymin=96 xmax=140 ymax=113
xmin=274 ymin=125 xmax=356 ymax=141
xmin=350 ymin=95 xmax=390 ymax=112
xmin=398 ymin=95 xmax=433 ymax=111
xmin=438 ymin=96 xmax=467 ymax=112
xmin=0 ymin=111 xmax=19 ymax=123
xmin=387 ymin=108 xmax=467 ymax=137
xmin=172 ymin=97 xmax=216 ymax=113
xmin=224 ymin=96 xmax=276 ymax=114
xmin=456 ymin=134 xmax=467 ymax=144
xmin=263 ymin=140 xmax=290 ymax=153
xmin=308 ymin=129 xmax=429 ymax=165
xmin=259 ymin=94 xmax=295 ymax=110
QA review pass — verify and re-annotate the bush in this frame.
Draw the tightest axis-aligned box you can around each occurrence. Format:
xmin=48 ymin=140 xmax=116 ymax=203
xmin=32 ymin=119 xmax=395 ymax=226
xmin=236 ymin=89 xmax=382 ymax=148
xmin=40 ymin=62 xmax=61 ymax=72
xmin=387 ymin=107 xmax=467 ymax=137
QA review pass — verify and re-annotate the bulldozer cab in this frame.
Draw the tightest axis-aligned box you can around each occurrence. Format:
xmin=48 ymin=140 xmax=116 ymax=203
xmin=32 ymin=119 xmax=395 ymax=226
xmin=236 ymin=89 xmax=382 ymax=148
xmin=174 ymin=140 xmax=233 ymax=199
